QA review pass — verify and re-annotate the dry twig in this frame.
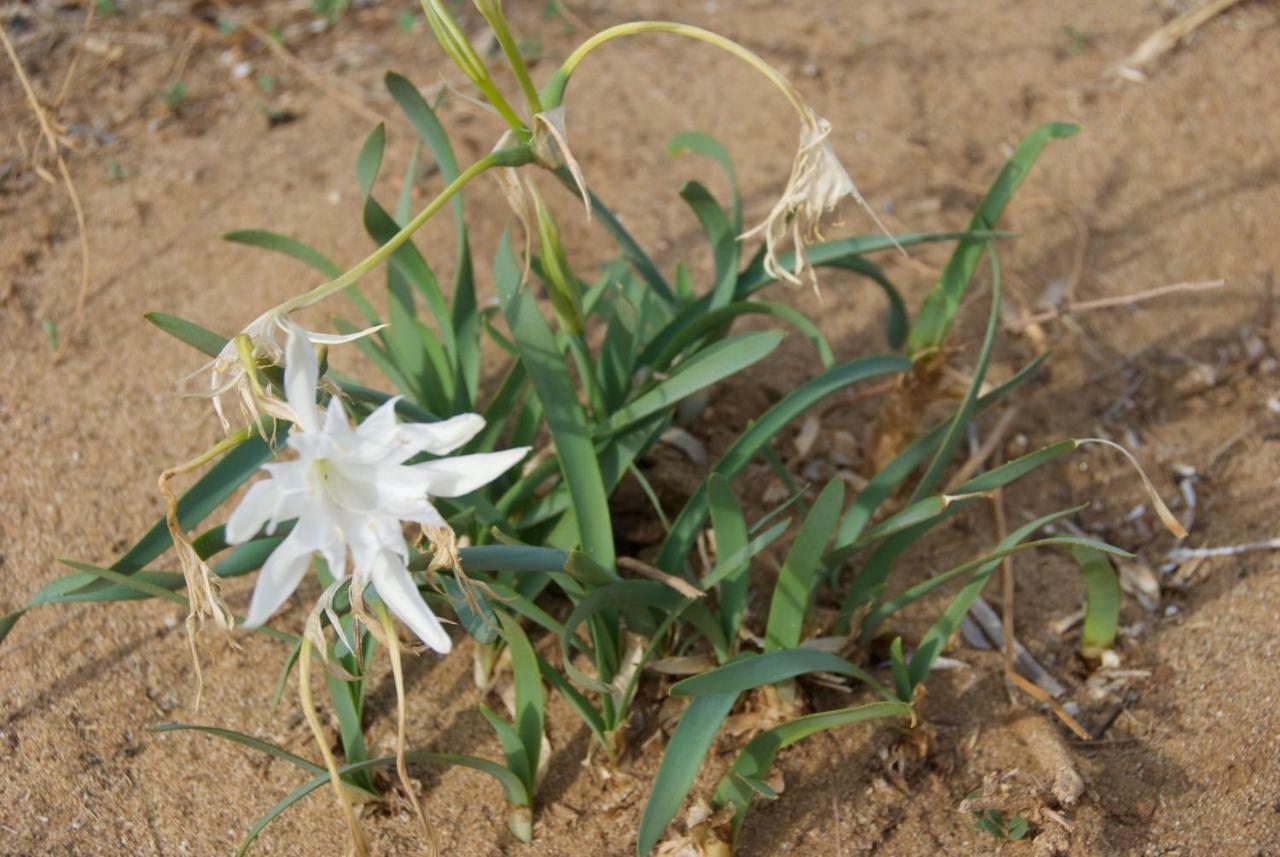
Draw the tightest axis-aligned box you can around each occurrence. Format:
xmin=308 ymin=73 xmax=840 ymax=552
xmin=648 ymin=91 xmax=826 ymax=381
xmin=1117 ymin=0 xmax=1252 ymax=80
xmin=1007 ymin=279 xmax=1227 ymax=329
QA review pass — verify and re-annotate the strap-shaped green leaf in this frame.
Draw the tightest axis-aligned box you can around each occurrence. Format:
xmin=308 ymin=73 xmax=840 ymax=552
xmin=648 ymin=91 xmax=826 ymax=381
xmin=907 ymin=505 xmax=1084 ymax=685
xmin=1072 ymin=545 xmax=1121 ymax=657
xmin=679 ymin=180 xmax=738 ymax=309
xmin=144 ymin=312 xmax=228 ymax=357
xmin=637 ymin=690 xmax=738 ymax=856
xmin=860 ymin=535 xmax=1131 ymax=646
xmin=668 ymin=130 xmax=741 ymax=233
xmin=595 ymin=331 xmax=782 ymax=438
xmin=498 ymin=611 xmax=544 ymax=794
xmin=708 ymin=474 xmax=749 ymax=645
xmin=908 ymin=122 xmax=1078 ymax=353
xmin=643 ymin=300 xmax=834 ymax=371
xmin=764 ymin=477 xmax=844 ymax=651
xmin=494 ymin=232 xmax=615 ymax=567
xmin=656 ymin=355 xmax=909 ymax=575
xmin=671 ymin=648 xmax=889 ymax=701
xmin=712 ymin=701 xmax=913 ymax=843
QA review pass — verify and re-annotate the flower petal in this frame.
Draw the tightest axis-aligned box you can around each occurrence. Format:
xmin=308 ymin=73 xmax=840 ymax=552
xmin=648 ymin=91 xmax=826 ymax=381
xmin=225 ymin=479 xmax=280 ymax=544
xmin=283 ymin=320 xmax=320 ymax=433
xmin=410 ymin=446 xmax=530 ymax=498
xmin=306 ymin=324 xmax=387 ymax=345
xmin=393 ymin=413 xmax=486 ymax=457
xmin=369 ymin=551 xmax=452 ymax=654
xmin=242 ymin=534 xmax=312 ymax=627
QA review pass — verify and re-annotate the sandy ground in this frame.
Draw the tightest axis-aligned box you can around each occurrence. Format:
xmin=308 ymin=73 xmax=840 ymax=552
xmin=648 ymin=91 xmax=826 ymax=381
xmin=3 ymin=1 xmax=1280 ymax=854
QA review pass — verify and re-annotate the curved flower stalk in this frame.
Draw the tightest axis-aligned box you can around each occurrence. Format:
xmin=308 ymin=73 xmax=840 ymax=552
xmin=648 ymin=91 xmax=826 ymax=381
xmin=539 ymin=20 xmax=900 ymax=289
xmin=225 ymin=321 xmax=530 ymax=650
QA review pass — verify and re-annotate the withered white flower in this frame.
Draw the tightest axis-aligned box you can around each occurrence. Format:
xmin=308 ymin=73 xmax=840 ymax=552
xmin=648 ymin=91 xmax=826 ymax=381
xmin=225 ymin=322 xmax=529 ymax=652
xmin=191 ymin=309 xmax=383 ymax=432
xmin=742 ymin=109 xmax=899 ymax=291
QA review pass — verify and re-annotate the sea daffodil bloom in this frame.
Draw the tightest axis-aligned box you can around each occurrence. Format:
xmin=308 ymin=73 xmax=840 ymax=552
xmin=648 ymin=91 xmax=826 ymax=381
xmin=224 ymin=321 xmax=529 ymax=652
xmin=190 ymin=309 xmax=383 ymax=432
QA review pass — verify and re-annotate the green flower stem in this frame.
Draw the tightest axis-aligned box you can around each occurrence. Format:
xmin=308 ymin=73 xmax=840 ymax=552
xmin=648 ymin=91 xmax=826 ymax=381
xmin=473 ymin=1 xmax=543 ymax=114
xmin=544 ymin=21 xmax=809 ymax=120
xmin=279 ymin=147 xmax=530 ymax=316
xmin=420 ymin=0 xmax=527 ymax=133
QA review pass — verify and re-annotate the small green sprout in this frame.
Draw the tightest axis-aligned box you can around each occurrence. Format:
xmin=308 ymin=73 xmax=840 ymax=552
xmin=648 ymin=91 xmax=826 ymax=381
xmin=95 ymin=0 xmax=119 ymax=16
xmin=311 ymin=0 xmax=350 ymax=21
xmin=160 ymin=81 xmax=187 ymax=109
xmin=105 ymin=159 xmax=127 ymax=181
xmin=396 ymin=8 xmax=417 ymax=32
xmin=41 ymin=319 xmax=58 ymax=350
xmin=1063 ymin=26 xmax=1095 ymax=55
xmin=973 ymin=807 xmax=1030 ymax=841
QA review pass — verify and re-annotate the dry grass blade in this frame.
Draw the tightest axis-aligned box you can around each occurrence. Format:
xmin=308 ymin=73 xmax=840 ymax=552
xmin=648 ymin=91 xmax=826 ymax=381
xmin=618 ymin=556 xmax=705 ymax=599
xmin=1118 ymin=0 xmax=1251 ymax=79
xmin=1 ymin=13 xmax=92 ymax=361
xmin=1005 ymin=670 xmax=1091 ymax=741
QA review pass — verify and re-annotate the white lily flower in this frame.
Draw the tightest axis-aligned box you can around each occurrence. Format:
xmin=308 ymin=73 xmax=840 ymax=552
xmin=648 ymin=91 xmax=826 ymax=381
xmin=187 ymin=309 xmax=383 ymax=432
xmin=741 ymin=110 xmax=899 ymax=291
xmin=225 ymin=321 xmax=530 ymax=653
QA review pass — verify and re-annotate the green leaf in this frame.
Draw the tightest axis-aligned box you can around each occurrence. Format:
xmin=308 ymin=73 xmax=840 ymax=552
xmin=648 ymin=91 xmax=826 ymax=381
xmin=700 ymin=518 xmax=790 ymax=590
xmin=951 ymin=439 xmax=1077 ymax=495
xmin=555 ymin=165 xmax=675 ymax=305
xmin=1072 ymin=545 xmax=1121 ymax=657
xmin=908 ymin=122 xmax=1078 ymax=353
xmin=440 ymin=575 xmax=498 ymax=644
xmin=498 ymin=611 xmax=544 ymax=793
xmin=671 ymin=648 xmax=889 ymax=701
xmin=860 ymin=535 xmax=1131 ymax=647
xmin=559 ymin=580 xmax=696 ymax=695
xmin=223 ymin=229 xmax=343 ymax=278
xmin=907 ymin=505 xmax=1084 ymax=686
xmin=384 ymin=72 xmax=478 ymax=408
xmin=707 ymin=474 xmax=749 ymax=645
xmin=636 ymin=691 xmax=738 ymax=856
xmin=656 ymin=355 xmax=909 ymax=575
xmin=233 ymin=750 xmax=528 ymax=856
xmin=643 ymin=300 xmax=834 ymax=372
xmin=667 ymin=130 xmax=741 ymax=232
xmin=537 ymin=653 xmax=607 ymax=743
xmin=911 ymin=246 xmax=1003 ymax=501
xmin=679 ymin=180 xmax=738 ymax=309
xmin=820 ymin=255 xmax=909 ymax=348
xmin=889 ymin=637 xmax=912 ymax=701
xmin=737 ymin=230 xmax=1004 ymax=298
xmin=764 ymin=477 xmax=844 ymax=651
xmin=149 ymin=723 xmax=332 ymax=779
xmin=829 ymin=356 xmax=1051 ymax=629
xmin=144 ymin=312 xmax=228 ymax=357
xmin=355 ymin=122 xmax=386 ymax=196
xmin=712 ymin=701 xmax=912 ymax=843
xmin=494 ymin=233 xmax=615 ymax=567
xmin=2 ymin=435 xmax=276 ymax=647
xmin=596 ymin=331 xmax=783 ymax=438
xmin=479 ymin=704 xmax=532 ymax=791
